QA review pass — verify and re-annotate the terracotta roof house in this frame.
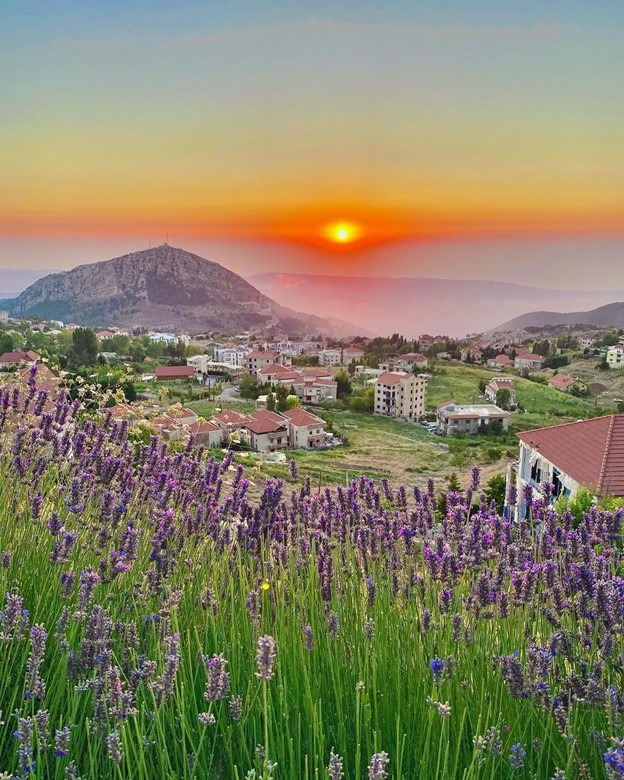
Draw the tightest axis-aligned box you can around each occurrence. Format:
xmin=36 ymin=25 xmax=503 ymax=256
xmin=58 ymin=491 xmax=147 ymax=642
xmin=256 ymin=363 xmax=302 ymax=385
xmin=247 ymin=409 xmax=286 ymax=424
xmin=487 ymin=354 xmax=513 ymax=369
xmin=164 ymin=407 xmax=198 ymax=426
xmin=244 ymin=414 xmax=288 ymax=452
xmin=548 ymin=374 xmax=576 ymax=392
xmin=188 ymin=420 xmax=222 ymax=448
xmin=510 ymin=415 xmax=624 ymax=518
xmin=0 ymin=350 xmax=41 ymax=368
xmin=154 ymin=365 xmax=196 ymax=380
xmin=212 ymin=410 xmax=248 ymax=438
xmin=485 ymin=377 xmax=515 ymax=405
xmin=281 ymin=408 xmax=327 ymax=449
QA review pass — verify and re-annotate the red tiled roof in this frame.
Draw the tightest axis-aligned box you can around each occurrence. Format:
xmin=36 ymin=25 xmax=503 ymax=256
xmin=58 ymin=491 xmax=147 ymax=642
xmin=516 ymin=353 xmax=543 ymax=362
xmin=248 ymin=409 xmax=286 ymax=424
xmin=213 ymin=410 xmax=247 ymax=424
xmin=548 ymin=374 xmax=575 ymax=389
xmin=308 ymin=378 xmax=337 ymax=387
xmin=301 ymin=368 xmax=333 ymax=379
xmin=487 ymin=378 xmax=514 ymax=390
xmin=188 ymin=420 xmax=220 ymax=434
xmin=154 ymin=365 xmax=195 ymax=377
xmin=257 ymin=362 xmax=295 ymax=375
xmin=517 ymin=415 xmax=624 ymax=496
xmin=246 ymin=417 xmax=287 ymax=435
xmin=0 ymin=351 xmax=35 ymax=363
xmin=400 ymin=353 xmax=427 ymax=362
xmin=281 ymin=408 xmax=325 ymax=427
xmin=164 ymin=407 xmax=198 ymax=420
xmin=376 ymin=372 xmax=413 ymax=386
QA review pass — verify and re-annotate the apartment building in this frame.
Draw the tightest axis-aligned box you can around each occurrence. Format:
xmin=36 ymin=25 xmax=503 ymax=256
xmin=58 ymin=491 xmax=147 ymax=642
xmin=373 ymin=372 xmax=426 ymax=422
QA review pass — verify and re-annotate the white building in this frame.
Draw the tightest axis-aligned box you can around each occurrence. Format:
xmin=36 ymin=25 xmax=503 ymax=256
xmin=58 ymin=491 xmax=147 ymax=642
xmin=213 ymin=346 xmax=251 ymax=366
xmin=374 ymin=372 xmax=427 ymax=422
xmin=509 ymin=415 xmax=624 ymax=519
xmin=318 ymin=349 xmax=342 ymax=367
xmin=606 ymin=346 xmax=624 ymax=369
xmin=0 ymin=311 xmax=8 ymax=323
xmin=436 ymin=401 xmax=510 ymax=436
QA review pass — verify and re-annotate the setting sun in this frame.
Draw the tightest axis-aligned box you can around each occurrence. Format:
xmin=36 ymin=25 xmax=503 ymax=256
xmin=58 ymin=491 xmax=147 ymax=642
xmin=323 ymin=221 xmax=362 ymax=245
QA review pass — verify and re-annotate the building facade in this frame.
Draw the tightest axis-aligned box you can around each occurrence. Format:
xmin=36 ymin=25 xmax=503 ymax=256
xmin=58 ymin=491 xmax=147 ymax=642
xmin=374 ymin=372 xmax=426 ymax=422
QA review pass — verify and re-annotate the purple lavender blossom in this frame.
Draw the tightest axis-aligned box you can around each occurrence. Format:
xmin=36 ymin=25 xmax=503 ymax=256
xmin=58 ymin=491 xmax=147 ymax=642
xmin=255 ymin=635 xmax=277 ymax=681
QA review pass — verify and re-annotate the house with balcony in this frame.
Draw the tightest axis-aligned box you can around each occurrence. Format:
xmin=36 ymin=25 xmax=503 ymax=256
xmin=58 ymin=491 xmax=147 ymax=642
xmin=607 ymin=346 xmax=624 ymax=369
xmin=281 ymin=408 xmax=327 ymax=449
xmin=256 ymin=363 xmax=302 ymax=386
xmin=373 ymin=372 xmax=427 ymax=422
xmin=508 ymin=414 xmax=624 ymax=519
xmin=244 ymin=410 xmax=289 ymax=452
xmin=318 ymin=349 xmax=342 ymax=367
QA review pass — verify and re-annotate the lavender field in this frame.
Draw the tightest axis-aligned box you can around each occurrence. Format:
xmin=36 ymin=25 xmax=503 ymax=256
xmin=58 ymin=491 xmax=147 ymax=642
xmin=0 ymin=373 xmax=623 ymax=779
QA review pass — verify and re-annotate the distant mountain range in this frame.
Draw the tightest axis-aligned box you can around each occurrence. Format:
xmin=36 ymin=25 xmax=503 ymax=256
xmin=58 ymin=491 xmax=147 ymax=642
xmin=0 ymin=246 xmax=358 ymax=337
xmin=0 ymin=268 xmax=60 ymax=300
xmin=493 ymin=301 xmax=624 ymax=333
xmin=249 ymin=273 xmax=624 ymax=337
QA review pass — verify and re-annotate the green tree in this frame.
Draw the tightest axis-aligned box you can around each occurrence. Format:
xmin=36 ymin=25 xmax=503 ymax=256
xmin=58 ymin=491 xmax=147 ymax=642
xmin=69 ymin=327 xmax=99 ymax=370
xmin=484 ymin=474 xmax=507 ymax=513
xmin=333 ymin=369 xmax=352 ymax=400
xmin=285 ymin=395 xmax=300 ymax=410
xmin=266 ymin=392 xmax=276 ymax=412
xmin=495 ymin=388 xmax=512 ymax=410
xmin=0 ymin=332 xmax=15 ymax=354
xmin=348 ymin=387 xmax=374 ymax=413
xmin=447 ymin=473 xmax=461 ymax=492
xmin=275 ymin=383 xmax=289 ymax=412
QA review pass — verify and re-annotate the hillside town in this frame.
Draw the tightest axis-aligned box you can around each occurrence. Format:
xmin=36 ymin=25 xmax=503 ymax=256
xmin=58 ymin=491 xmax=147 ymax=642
xmin=2 ymin=310 xmax=624 ymax=511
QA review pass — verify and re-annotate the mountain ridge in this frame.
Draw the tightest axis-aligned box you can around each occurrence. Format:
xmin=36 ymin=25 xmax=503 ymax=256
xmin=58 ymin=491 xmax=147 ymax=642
xmin=491 ymin=301 xmax=624 ymax=333
xmin=0 ymin=246 xmax=357 ymax=337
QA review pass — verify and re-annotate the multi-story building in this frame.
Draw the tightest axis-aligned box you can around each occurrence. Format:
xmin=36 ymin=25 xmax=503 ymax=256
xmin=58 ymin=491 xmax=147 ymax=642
xmin=373 ymin=372 xmax=426 ymax=422
xmin=244 ymin=351 xmax=282 ymax=374
xmin=213 ymin=346 xmax=251 ymax=366
xmin=514 ymin=352 xmax=544 ymax=371
xmin=244 ymin=410 xmax=289 ymax=452
xmin=0 ymin=311 xmax=8 ymax=323
xmin=318 ymin=349 xmax=342 ymax=367
xmin=606 ymin=346 xmax=624 ymax=369
xmin=281 ymin=408 xmax=328 ymax=449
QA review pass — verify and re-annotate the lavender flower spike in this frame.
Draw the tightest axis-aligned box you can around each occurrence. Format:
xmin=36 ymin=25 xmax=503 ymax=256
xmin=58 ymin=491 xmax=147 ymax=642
xmin=255 ymin=635 xmax=277 ymax=681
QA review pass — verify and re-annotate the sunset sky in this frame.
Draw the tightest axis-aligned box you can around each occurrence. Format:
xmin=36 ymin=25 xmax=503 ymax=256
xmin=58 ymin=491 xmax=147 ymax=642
xmin=2 ymin=1 xmax=623 ymax=288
